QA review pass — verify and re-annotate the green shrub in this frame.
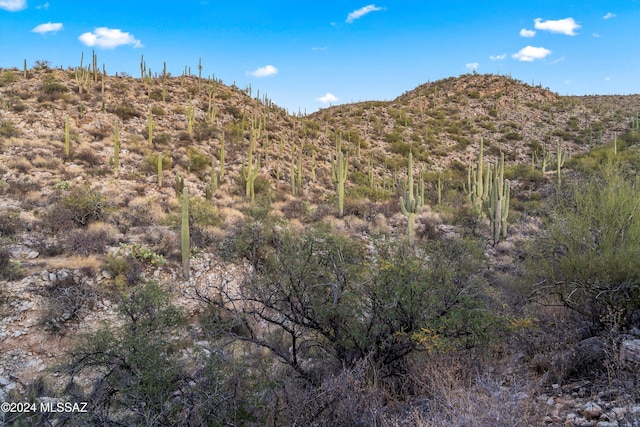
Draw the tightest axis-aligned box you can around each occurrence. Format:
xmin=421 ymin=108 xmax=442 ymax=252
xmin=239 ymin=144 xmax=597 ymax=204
xmin=41 ymin=75 xmax=68 ymax=94
xmin=109 ymin=103 xmax=141 ymax=121
xmin=187 ymin=147 xmax=210 ymax=172
xmin=531 ymin=162 xmax=640 ymax=331
xmin=65 ymin=281 xmax=189 ymax=425
xmin=207 ymin=225 xmax=501 ymax=385
xmin=0 ymin=121 xmax=20 ymax=138
xmin=0 ymin=247 xmax=26 ymax=281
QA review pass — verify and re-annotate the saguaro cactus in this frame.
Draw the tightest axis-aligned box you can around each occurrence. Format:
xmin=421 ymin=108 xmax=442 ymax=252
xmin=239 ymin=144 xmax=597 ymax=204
xmin=399 ymin=152 xmax=422 ymax=245
xmin=556 ymin=139 xmax=566 ymax=187
xmin=148 ymin=111 xmax=155 ymax=145
xmin=464 ymin=138 xmax=490 ymax=215
xmin=243 ymin=126 xmax=260 ymax=201
xmin=487 ymin=152 xmax=511 ymax=244
xmin=181 ymin=187 xmax=190 ymax=280
xmin=436 ymin=172 xmax=443 ymax=206
xmin=331 ymin=150 xmax=348 ymax=217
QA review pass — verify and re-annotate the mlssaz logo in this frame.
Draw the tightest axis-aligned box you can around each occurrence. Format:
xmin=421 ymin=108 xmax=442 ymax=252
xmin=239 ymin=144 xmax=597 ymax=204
xmin=40 ymin=401 xmax=89 ymax=413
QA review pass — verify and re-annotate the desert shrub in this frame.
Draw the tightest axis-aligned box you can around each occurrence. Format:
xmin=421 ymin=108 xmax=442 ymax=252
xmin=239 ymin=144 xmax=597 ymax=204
xmin=38 ymin=273 xmax=98 ymax=331
xmin=504 ymin=163 xmax=546 ymax=184
xmin=0 ymin=210 xmax=20 ymax=237
xmin=148 ymin=90 xmax=163 ymax=101
xmin=11 ymin=101 xmax=26 ymax=112
xmin=60 ymin=186 xmax=110 ymax=226
xmin=193 ymin=121 xmax=218 ymax=140
xmin=63 ymin=223 xmax=118 ymax=256
xmin=150 ymin=105 xmax=165 ymax=116
xmin=0 ymin=120 xmax=20 ymax=138
xmin=0 ymin=247 xmax=26 ymax=281
xmin=502 ymin=131 xmax=523 ymax=141
xmin=152 ymin=131 xmax=171 ymax=145
xmin=41 ymin=75 xmax=68 ymax=95
xmin=108 ymin=103 xmax=141 ymax=121
xmin=531 ymin=161 xmax=640 ymax=332
xmin=103 ymin=254 xmax=144 ymax=287
xmin=187 ymin=147 xmax=210 ymax=172
xmin=41 ymin=187 xmax=109 ymax=233
xmin=0 ymin=70 xmax=17 ymax=86
xmin=8 ymin=156 xmax=32 ymax=173
xmin=204 ymin=225 xmax=499 ymax=389
xmin=74 ymin=148 xmax=101 ymax=166
xmin=189 ymin=197 xmax=223 ymax=227
xmin=39 ymin=204 xmax=76 ymax=235
xmin=65 ymin=282 xmax=191 ymax=425
xmin=235 ymin=171 xmax=271 ymax=198
xmin=142 ymin=152 xmax=172 ymax=174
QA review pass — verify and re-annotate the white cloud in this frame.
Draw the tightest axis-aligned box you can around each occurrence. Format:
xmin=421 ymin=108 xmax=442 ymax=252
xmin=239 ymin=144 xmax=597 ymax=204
xmin=534 ymin=17 xmax=580 ymax=36
xmin=317 ymin=93 xmax=338 ymax=104
xmin=490 ymin=53 xmax=507 ymax=60
xmin=604 ymin=76 xmax=611 ymax=81
xmin=550 ymin=56 xmax=565 ymax=64
xmin=603 ymin=12 xmax=616 ymax=19
xmin=32 ymin=22 xmax=62 ymax=34
xmin=512 ymin=46 xmax=551 ymax=62
xmin=312 ymin=46 xmax=327 ymax=51
xmin=248 ymin=65 xmax=278 ymax=77
xmin=346 ymin=4 xmax=382 ymax=23
xmin=520 ymin=28 xmax=536 ymax=37
xmin=465 ymin=62 xmax=479 ymax=71
xmin=0 ymin=0 xmax=26 ymax=11
xmin=36 ymin=2 xmax=48 ymax=9
xmin=592 ymin=32 xmax=601 ymax=38
xmin=79 ymin=27 xmax=143 ymax=49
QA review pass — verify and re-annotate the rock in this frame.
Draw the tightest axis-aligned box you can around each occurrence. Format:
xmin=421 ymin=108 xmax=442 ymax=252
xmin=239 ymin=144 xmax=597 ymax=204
xmin=0 ymin=376 xmax=10 ymax=386
xmin=619 ymin=339 xmax=640 ymax=370
xmin=583 ymin=402 xmax=603 ymax=419
xmin=49 ymin=272 xmax=57 ymax=282
xmin=596 ymin=421 xmax=618 ymax=427
xmin=26 ymin=251 xmax=39 ymax=259
xmin=611 ymin=407 xmax=626 ymax=419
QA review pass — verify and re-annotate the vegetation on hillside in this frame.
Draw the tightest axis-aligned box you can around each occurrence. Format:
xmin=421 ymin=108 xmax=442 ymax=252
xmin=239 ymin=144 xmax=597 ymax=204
xmin=1 ymin=59 xmax=640 ymax=425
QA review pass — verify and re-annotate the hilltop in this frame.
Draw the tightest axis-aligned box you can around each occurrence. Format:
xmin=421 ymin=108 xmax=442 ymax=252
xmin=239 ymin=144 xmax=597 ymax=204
xmin=1 ymin=63 xmax=640 ymax=426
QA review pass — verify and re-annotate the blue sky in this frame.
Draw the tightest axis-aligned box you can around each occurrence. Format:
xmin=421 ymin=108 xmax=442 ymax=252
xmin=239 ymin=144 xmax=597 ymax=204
xmin=1 ymin=1 xmax=639 ymax=113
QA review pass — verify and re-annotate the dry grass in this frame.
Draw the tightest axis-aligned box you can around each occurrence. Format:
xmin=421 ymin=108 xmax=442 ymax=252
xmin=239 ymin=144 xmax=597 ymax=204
xmin=43 ymin=255 xmax=103 ymax=272
xmin=404 ymin=354 xmax=546 ymax=427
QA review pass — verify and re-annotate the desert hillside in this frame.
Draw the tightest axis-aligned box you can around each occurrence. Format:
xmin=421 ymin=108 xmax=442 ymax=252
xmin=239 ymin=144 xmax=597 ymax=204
xmin=1 ymin=62 xmax=640 ymax=426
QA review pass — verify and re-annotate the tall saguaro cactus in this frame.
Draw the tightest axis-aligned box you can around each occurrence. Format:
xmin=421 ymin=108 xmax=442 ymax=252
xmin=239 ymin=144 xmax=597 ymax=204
xmin=243 ymin=125 xmax=260 ymax=201
xmin=464 ymin=138 xmax=490 ymax=215
xmin=148 ymin=111 xmax=155 ymax=145
xmin=331 ymin=150 xmax=348 ymax=217
xmin=399 ymin=152 xmax=422 ymax=245
xmin=556 ymin=139 xmax=566 ymax=187
xmin=487 ymin=152 xmax=511 ymax=244
xmin=181 ymin=187 xmax=190 ymax=280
